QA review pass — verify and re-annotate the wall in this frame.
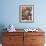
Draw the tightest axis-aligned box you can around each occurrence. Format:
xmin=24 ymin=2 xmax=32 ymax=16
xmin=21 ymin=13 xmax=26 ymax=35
xmin=0 ymin=0 xmax=46 ymax=29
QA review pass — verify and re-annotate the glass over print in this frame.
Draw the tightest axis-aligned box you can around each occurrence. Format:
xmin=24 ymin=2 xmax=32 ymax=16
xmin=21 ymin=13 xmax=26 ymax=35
xmin=19 ymin=5 xmax=34 ymax=23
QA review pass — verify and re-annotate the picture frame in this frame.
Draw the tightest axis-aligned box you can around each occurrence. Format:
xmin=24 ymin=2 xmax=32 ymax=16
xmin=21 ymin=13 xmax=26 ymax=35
xmin=19 ymin=5 xmax=34 ymax=23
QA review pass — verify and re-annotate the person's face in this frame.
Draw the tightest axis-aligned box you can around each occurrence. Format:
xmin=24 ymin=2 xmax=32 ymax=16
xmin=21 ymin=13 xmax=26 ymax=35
xmin=25 ymin=10 xmax=30 ymax=16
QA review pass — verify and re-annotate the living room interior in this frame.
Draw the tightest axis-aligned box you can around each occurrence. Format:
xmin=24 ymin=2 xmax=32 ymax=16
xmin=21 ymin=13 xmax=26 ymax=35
xmin=0 ymin=0 xmax=46 ymax=46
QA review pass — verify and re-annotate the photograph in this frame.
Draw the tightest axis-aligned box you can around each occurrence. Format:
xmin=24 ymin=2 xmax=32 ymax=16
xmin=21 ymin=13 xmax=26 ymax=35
xmin=19 ymin=5 xmax=34 ymax=23
xmin=0 ymin=0 xmax=45 ymax=46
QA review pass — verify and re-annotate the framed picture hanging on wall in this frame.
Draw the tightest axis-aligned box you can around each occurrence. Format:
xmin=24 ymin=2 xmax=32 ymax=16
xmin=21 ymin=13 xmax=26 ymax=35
xmin=19 ymin=5 xmax=34 ymax=23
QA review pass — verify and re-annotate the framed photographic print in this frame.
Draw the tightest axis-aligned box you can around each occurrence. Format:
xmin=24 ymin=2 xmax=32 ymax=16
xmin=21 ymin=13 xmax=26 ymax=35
xmin=19 ymin=5 xmax=34 ymax=23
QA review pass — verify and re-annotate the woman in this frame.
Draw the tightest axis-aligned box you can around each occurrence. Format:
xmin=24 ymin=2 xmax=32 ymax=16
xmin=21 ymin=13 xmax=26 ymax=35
xmin=22 ymin=7 xmax=32 ymax=20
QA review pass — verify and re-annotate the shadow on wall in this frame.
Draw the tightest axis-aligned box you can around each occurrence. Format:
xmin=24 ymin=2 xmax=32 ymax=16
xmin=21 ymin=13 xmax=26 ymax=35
xmin=0 ymin=24 xmax=7 ymax=43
